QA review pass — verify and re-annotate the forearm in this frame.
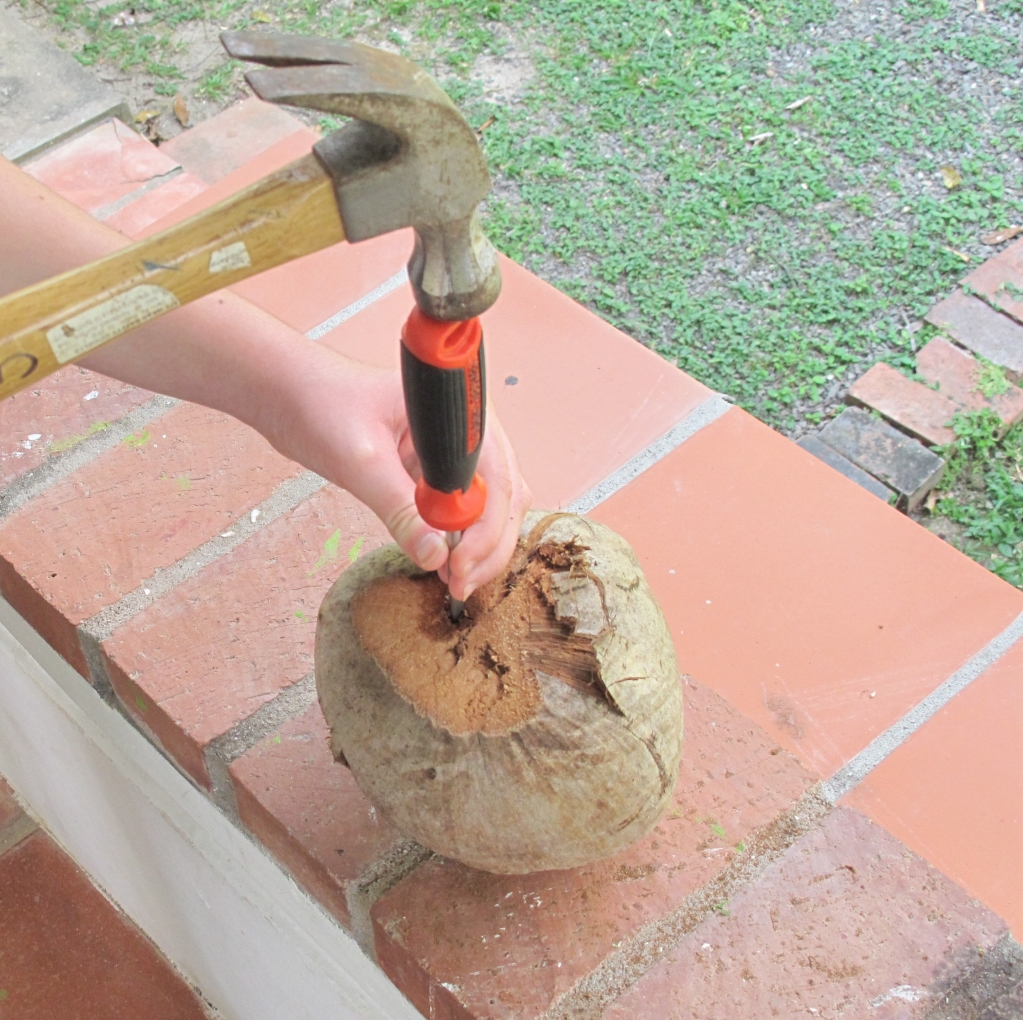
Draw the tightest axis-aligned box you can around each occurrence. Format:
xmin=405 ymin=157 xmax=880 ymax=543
xmin=0 ymin=155 xmax=323 ymax=438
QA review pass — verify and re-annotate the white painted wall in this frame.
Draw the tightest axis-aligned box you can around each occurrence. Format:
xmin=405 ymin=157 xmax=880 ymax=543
xmin=0 ymin=597 xmax=422 ymax=1020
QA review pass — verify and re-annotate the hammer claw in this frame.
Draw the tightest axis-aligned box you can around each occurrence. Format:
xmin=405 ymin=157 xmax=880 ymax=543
xmin=221 ymin=30 xmax=361 ymax=67
xmin=221 ymin=30 xmax=501 ymax=321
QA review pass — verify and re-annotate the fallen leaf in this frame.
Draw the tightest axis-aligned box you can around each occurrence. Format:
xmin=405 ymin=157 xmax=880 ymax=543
xmin=942 ymin=246 xmax=971 ymax=262
xmin=174 ymin=93 xmax=189 ymax=127
xmin=134 ymin=109 xmax=159 ymax=124
xmin=748 ymin=131 xmax=774 ymax=145
xmin=785 ymin=95 xmax=812 ymax=111
xmin=476 ymin=115 xmax=496 ymax=135
xmin=252 ymin=8 xmax=273 ymax=21
xmin=981 ymin=225 xmax=1023 ymax=245
xmin=925 ymin=490 xmax=940 ymax=513
xmin=939 ymin=165 xmax=962 ymax=190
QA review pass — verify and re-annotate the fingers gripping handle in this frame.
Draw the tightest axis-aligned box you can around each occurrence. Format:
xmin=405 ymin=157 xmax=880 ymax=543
xmin=400 ymin=307 xmax=487 ymax=532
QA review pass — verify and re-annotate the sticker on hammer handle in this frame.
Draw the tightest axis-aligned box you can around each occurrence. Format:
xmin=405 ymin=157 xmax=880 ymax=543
xmin=209 ymin=241 xmax=252 ymax=274
xmin=46 ymin=285 xmax=179 ymax=364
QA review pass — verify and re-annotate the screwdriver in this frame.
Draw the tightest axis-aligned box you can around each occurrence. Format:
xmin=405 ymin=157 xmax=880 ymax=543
xmin=400 ymin=307 xmax=487 ymax=621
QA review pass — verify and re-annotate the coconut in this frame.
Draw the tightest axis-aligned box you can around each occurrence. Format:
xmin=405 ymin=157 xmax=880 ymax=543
xmin=315 ymin=511 xmax=682 ymax=874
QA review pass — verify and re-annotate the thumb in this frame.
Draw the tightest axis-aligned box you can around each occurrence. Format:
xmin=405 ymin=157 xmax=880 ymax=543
xmin=348 ymin=450 xmax=448 ymax=573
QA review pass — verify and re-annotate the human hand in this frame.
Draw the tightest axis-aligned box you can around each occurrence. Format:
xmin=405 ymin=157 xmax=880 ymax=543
xmin=265 ymin=346 xmax=531 ymax=599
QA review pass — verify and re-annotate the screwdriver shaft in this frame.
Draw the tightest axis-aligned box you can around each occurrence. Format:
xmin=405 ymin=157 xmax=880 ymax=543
xmin=446 ymin=530 xmax=464 ymax=621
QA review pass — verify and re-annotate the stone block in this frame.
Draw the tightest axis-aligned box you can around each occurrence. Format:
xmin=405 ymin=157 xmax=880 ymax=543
xmin=818 ymin=407 xmax=945 ymax=510
xmin=0 ymin=7 xmax=130 ymax=162
xmin=797 ymin=435 xmax=894 ymax=501
xmin=916 ymin=335 xmax=1023 ymax=431
xmin=963 ymin=241 xmax=1023 ymax=326
xmin=926 ymin=290 xmax=1023 ymax=381
xmin=846 ymin=362 xmax=958 ymax=447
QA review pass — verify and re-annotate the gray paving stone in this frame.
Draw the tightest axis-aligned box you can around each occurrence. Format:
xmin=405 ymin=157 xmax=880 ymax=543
xmin=0 ymin=6 xmax=130 ymax=163
xmin=924 ymin=933 xmax=1023 ymax=1020
xmin=797 ymin=434 xmax=895 ymax=502
xmin=818 ymin=407 xmax=945 ymax=511
xmin=926 ymin=289 xmax=1023 ymax=381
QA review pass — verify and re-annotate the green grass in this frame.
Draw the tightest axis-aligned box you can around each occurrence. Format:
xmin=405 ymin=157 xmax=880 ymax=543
xmin=26 ymin=0 xmax=1023 ymax=430
xmin=933 ymin=411 xmax=1023 ymax=588
xmin=17 ymin=0 xmax=1023 ymax=584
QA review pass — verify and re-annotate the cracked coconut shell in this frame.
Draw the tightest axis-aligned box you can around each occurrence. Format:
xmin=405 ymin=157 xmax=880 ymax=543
xmin=315 ymin=512 xmax=683 ymax=874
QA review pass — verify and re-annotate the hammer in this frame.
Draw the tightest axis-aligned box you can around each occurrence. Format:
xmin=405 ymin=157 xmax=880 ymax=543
xmin=0 ymin=32 xmax=500 ymax=619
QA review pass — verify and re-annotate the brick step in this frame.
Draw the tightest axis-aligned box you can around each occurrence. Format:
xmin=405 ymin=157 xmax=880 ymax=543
xmin=5 ymin=73 xmax=1023 ymax=1020
xmin=0 ymin=778 xmax=211 ymax=1018
xmin=802 ymin=306 xmax=1023 ymax=509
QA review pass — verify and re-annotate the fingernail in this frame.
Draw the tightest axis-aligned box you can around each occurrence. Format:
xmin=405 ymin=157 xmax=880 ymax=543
xmin=415 ymin=533 xmax=446 ymax=568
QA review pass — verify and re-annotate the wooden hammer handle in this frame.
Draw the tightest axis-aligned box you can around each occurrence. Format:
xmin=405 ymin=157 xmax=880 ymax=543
xmin=0 ymin=152 xmax=345 ymax=402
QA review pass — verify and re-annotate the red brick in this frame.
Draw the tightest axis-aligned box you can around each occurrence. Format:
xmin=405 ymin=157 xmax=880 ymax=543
xmin=104 ymin=171 xmax=208 ymax=237
xmin=0 ymin=401 xmax=300 ymax=678
xmin=102 ymin=484 xmax=389 ymax=785
xmin=22 ymin=118 xmax=180 ymax=215
xmin=159 ymin=97 xmax=306 ymax=184
xmin=230 ymin=704 xmax=403 ymax=927
xmin=844 ymin=638 xmax=1023 ymax=938
xmin=847 ymin=362 xmax=958 ymax=446
xmin=0 ymin=776 xmax=20 ymax=832
xmin=0 ymin=831 xmax=210 ymax=1019
xmin=321 ymin=258 xmax=713 ymax=509
xmin=963 ymin=241 xmax=1023 ymax=326
xmin=926 ymin=290 xmax=1023 ymax=380
xmin=590 ymin=408 xmax=1023 ymax=778
xmin=140 ymin=130 xmax=414 ymax=335
xmin=916 ymin=335 xmax=1023 ymax=430
xmin=0 ymin=366 xmax=152 ymax=489
xmin=371 ymin=677 xmax=818 ymax=1020
xmin=602 ymin=807 xmax=1007 ymax=1019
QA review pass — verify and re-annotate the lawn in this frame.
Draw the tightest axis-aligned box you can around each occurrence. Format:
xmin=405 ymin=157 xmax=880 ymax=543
xmin=9 ymin=0 xmax=1023 ymax=580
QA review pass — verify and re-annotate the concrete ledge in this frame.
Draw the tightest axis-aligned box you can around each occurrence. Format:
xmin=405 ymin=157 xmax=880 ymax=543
xmin=0 ymin=7 xmax=131 ymax=163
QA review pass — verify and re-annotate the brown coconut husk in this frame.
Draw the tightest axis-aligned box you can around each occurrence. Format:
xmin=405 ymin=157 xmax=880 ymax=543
xmin=315 ymin=511 xmax=682 ymax=874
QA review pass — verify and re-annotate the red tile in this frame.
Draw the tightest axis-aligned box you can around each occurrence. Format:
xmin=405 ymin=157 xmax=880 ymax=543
xmin=0 ymin=831 xmax=210 ymax=1019
xmin=159 ymin=97 xmax=306 ymax=184
xmin=101 ymin=485 xmax=389 ymax=785
xmin=963 ymin=242 xmax=1023 ymax=326
xmin=22 ymin=119 xmax=180 ymax=215
xmin=843 ymin=638 xmax=1023 ymax=939
xmin=0 ymin=401 xmax=300 ymax=677
xmin=0 ymin=776 xmax=20 ymax=831
xmin=103 ymin=171 xmax=208 ymax=237
xmin=916 ymin=335 xmax=1023 ymax=430
xmin=138 ymin=129 xmax=320 ymax=233
xmin=602 ymin=807 xmax=1006 ymax=1020
xmin=589 ymin=407 xmax=1023 ymax=778
xmin=847 ymin=362 xmax=957 ymax=446
xmin=0 ymin=366 xmax=152 ymax=488
xmin=139 ymin=130 xmax=414 ymax=334
xmin=230 ymin=704 xmax=403 ymax=927
xmin=321 ymin=258 xmax=713 ymax=508
xmin=371 ymin=677 xmax=817 ymax=1020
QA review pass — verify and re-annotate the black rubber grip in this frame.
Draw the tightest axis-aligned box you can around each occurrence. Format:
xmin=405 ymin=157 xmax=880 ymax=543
xmin=401 ymin=340 xmax=486 ymax=494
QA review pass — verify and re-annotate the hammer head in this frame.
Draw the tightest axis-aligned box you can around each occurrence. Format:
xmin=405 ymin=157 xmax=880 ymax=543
xmin=221 ymin=31 xmax=500 ymax=321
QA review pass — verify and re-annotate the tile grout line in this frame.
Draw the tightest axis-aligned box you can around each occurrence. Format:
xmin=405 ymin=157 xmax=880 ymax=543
xmin=822 ymin=609 xmax=1023 ymax=804
xmin=567 ymin=395 xmax=732 ymax=515
xmin=544 ymin=785 xmax=832 ymax=1020
xmin=81 ymin=470 xmax=328 ymax=644
xmin=305 ymin=267 xmax=409 ymax=340
xmin=0 ymin=810 xmax=38 ymax=857
xmin=92 ymin=165 xmax=185 ymax=221
xmin=203 ymin=672 xmax=319 ymax=822
xmin=0 ymin=262 xmax=407 ymax=523
xmin=0 ymin=394 xmax=177 ymax=521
